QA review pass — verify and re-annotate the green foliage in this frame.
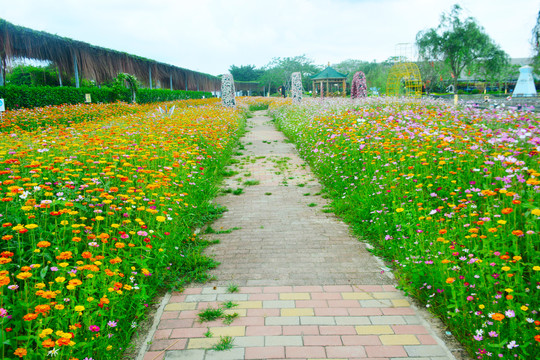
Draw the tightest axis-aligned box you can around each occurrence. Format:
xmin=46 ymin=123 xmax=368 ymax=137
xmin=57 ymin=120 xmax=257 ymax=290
xmin=416 ymin=4 xmax=509 ymax=90
xmin=198 ymin=307 xmax=225 ymax=322
xmin=0 ymin=84 xmax=212 ymax=110
xmin=260 ymin=55 xmax=321 ymax=95
xmin=227 ymin=284 xmax=239 ymax=293
xmin=229 ymin=64 xmax=264 ymax=81
xmin=211 ymin=336 xmax=234 ymax=351
xmin=6 ymin=64 xmax=61 ymax=87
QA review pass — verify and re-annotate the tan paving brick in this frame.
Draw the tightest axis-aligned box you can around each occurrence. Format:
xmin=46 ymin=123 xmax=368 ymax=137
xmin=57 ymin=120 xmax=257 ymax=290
xmin=380 ymin=334 xmax=421 ymax=345
xmin=164 ymin=302 xmax=197 ymax=311
xmin=279 ymin=292 xmax=311 ymax=300
xmin=187 ymin=337 xmax=220 ymax=349
xmin=356 ymin=325 xmax=395 ymax=335
xmin=341 ymin=292 xmax=374 ymax=300
xmin=209 ymin=325 xmax=245 ymax=337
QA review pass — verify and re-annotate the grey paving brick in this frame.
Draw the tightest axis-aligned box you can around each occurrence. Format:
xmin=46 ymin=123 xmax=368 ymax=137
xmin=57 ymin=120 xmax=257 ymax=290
xmin=264 ymin=335 xmax=303 ymax=346
xmin=300 ymin=316 xmax=336 ymax=325
xmin=405 ymin=345 xmax=448 ymax=357
xmin=204 ymin=347 xmax=245 ymax=360
xmin=265 ymin=316 xmax=300 ymax=326
xmin=164 ymin=349 xmax=205 ymax=360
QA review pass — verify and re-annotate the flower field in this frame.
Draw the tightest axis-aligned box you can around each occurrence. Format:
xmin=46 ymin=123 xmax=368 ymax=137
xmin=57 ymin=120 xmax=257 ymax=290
xmin=0 ymin=98 xmax=244 ymax=359
xmin=273 ymin=98 xmax=540 ymax=359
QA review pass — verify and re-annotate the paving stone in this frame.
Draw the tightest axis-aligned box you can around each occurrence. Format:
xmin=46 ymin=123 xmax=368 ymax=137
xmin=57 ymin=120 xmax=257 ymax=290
xmin=404 ymin=345 xmax=448 ymax=357
xmin=233 ymin=335 xmax=265 ymax=347
xmin=264 ymin=335 xmax=303 ymax=346
xmin=380 ymin=334 xmax=421 ymax=345
xmin=164 ymin=349 xmax=205 ymax=360
xmin=265 ymin=316 xmax=300 ymax=326
xmin=205 ymin=347 xmax=245 ymax=360
xmin=300 ymin=316 xmax=336 ymax=325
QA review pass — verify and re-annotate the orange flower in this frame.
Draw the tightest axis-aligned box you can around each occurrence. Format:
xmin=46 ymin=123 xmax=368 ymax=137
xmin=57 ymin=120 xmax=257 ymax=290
xmin=82 ymin=251 xmax=92 ymax=259
xmin=535 ymin=334 xmax=540 ymax=342
xmin=34 ymin=304 xmax=51 ymax=314
xmin=68 ymin=279 xmax=82 ymax=286
xmin=438 ymin=229 xmax=447 ymax=235
xmin=491 ymin=313 xmax=505 ymax=321
xmin=56 ymin=337 xmax=71 ymax=346
xmin=23 ymin=313 xmax=38 ymax=321
xmin=512 ymin=230 xmax=524 ymax=236
xmin=501 ymin=208 xmax=513 ymax=214
xmin=56 ymin=251 xmax=73 ymax=260
xmin=13 ymin=348 xmax=27 ymax=358
xmin=42 ymin=339 xmax=55 ymax=348
xmin=37 ymin=241 xmax=51 ymax=248
xmin=72 ymin=237 xmax=82 ymax=242
xmin=445 ymin=277 xmax=455 ymax=284
xmin=0 ymin=276 xmax=10 ymax=286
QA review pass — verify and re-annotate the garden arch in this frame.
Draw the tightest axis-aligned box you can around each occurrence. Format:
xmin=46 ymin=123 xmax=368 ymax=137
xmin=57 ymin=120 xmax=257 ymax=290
xmin=386 ymin=62 xmax=422 ymax=97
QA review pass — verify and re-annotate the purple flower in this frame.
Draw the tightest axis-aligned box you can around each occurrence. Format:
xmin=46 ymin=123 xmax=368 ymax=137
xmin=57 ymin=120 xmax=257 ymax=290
xmin=505 ymin=309 xmax=515 ymax=318
xmin=488 ymin=331 xmax=498 ymax=338
xmin=473 ymin=334 xmax=483 ymax=341
xmin=107 ymin=320 xmax=117 ymax=327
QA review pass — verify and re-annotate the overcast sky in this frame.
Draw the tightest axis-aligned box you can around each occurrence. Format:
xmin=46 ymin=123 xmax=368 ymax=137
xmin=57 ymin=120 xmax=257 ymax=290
xmin=1 ymin=0 xmax=538 ymax=75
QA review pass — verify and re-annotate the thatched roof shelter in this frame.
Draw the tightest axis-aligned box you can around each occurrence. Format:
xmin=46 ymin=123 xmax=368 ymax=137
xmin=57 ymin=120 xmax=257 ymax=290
xmin=0 ymin=18 xmax=222 ymax=91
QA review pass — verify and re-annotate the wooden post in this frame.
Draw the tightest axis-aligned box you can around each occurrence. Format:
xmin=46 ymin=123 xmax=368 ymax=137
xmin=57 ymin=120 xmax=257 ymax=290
xmin=57 ymin=67 xmax=63 ymax=87
xmin=0 ymin=57 xmax=4 ymax=86
xmin=326 ymin=80 xmax=329 ymax=96
xmin=73 ymin=54 xmax=80 ymax=88
xmin=343 ymin=79 xmax=346 ymax=97
xmin=149 ymin=65 xmax=152 ymax=89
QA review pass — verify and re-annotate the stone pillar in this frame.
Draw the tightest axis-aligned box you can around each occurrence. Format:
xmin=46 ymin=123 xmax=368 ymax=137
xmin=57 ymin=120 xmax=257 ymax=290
xmin=73 ymin=54 xmax=80 ymax=88
xmin=291 ymin=72 xmax=302 ymax=104
xmin=221 ymin=73 xmax=236 ymax=107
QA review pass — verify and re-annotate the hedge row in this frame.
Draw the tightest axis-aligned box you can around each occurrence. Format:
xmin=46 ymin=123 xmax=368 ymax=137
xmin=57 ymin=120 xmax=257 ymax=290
xmin=0 ymin=85 xmax=212 ymax=110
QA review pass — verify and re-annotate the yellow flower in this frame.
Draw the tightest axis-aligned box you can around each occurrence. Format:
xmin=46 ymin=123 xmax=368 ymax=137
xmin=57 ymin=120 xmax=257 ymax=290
xmin=156 ymin=216 xmax=166 ymax=222
xmin=95 ymin=216 xmax=105 ymax=221
xmin=60 ymin=220 xmax=69 ymax=225
xmin=25 ymin=224 xmax=39 ymax=229
xmin=55 ymin=277 xmax=66 ymax=283
xmin=479 ymin=304 xmax=485 ymax=309
xmin=74 ymin=305 xmax=85 ymax=312
xmin=497 ymin=220 xmax=506 ymax=225
xmin=533 ymin=266 xmax=540 ymax=271
xmin=395 ymin=208 xmax=404 ymax=213
xmin=55 ymin=304 xmax=65 ymax=310
xmin=39 ymin=328 xmax=53 ymax=338
xmin=531 ymin=209 xmax=540 ymax=216
xmin=505 ymin=288 xmax=513 ymax=293
xmin=521 ymin=305 xmax=529 ymax=311
xmin=34 ymin=283 xmax=46 ymax=289
xmin=501 ymin=266 xmax=511 ymax=272
xmin=59 ymin=262 xmax=69 ymax=268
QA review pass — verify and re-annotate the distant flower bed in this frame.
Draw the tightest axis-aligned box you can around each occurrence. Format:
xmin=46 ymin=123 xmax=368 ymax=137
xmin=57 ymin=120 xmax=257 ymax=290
xmin=0 ymin=98 xmax=242 ymax=359
xmin=273 ymin=97 xmax=540 ymax=359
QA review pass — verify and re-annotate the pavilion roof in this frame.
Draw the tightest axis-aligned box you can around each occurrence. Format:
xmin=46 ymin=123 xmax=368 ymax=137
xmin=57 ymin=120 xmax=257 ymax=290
xmin=311 ymin=66 xmax=347 ymax=80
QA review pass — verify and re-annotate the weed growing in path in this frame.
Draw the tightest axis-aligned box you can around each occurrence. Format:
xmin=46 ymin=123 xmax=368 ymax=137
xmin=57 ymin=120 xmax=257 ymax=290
xmin=211 ymin=336 xmax=234 ymax=351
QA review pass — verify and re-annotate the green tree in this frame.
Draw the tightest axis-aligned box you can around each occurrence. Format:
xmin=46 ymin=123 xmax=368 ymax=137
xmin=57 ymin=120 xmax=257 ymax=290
xmin=228 ymin=64 xmax=263 ymax=82
xmin=260 ymin=55 xmax=320 ymax=95
xmin=7 ymin=64 xmax=61 ymax=86
xmin=532 ymin=9 xmax=540 ymax=72
xmin=416 ymin=4 xmax=508 ymax=92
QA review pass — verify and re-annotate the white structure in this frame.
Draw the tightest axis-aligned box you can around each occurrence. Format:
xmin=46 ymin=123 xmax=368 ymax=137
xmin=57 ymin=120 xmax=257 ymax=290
xmin=291 ymin=72 xmax=302 ymax=104
xmin=221 ymin=73 xmax=236 ymax=107
xmin=513 ymin=66 xmax=537 ymax=97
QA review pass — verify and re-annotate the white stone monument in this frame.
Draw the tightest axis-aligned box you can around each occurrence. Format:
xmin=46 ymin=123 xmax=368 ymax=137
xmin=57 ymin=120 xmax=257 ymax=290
xmin=513 ymin=66 xmax=537 ymax=97
xmin=291 ymin=72 xmax=302 ymax=104
xmin=221 ymin=73 xmax=236 ymax=107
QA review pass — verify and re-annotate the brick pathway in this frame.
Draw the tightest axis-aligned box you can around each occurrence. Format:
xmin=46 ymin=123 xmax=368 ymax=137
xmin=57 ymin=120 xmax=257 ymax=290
xmin=140 ymin=111 xmax=459 ymax=360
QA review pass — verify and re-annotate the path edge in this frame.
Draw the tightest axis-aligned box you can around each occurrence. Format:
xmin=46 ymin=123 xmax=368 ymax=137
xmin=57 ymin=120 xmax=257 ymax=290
xmin=135 ymin=292 xmax=172 ymax=360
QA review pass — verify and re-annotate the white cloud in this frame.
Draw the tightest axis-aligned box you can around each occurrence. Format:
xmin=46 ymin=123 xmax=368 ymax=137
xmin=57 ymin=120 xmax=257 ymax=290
xmin=1 ymin=0 xmax=537 ymax=75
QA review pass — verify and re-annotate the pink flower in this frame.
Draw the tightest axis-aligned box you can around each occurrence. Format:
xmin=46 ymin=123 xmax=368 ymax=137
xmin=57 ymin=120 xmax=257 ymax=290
xmin=89 ymin=325 xmax=100 ymax=332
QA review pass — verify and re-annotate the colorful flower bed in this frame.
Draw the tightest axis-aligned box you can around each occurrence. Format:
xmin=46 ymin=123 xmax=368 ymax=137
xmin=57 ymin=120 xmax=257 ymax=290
xmin=0 ymin=98 xmax=243 ymax=359
xmin=273 ymin=98 xmax=540 ymax=358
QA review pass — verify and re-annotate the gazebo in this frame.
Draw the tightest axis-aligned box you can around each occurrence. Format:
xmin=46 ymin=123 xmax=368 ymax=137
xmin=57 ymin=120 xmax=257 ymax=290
xmin=311 ymin=66 xmax=347 ymax=97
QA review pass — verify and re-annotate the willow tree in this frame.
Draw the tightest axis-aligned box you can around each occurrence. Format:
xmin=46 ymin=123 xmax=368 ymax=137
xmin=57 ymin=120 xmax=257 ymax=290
xmin=416 ymin=4 xmax=508 ymax=92
xmin=532 ymin=9 xmax=540 ymax=72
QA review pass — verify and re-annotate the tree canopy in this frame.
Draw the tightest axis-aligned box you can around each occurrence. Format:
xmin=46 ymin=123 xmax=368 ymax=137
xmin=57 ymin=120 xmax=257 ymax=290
xmin=416 ymin=4 xmax=508 ymax=91
xmin=228 ymin=64 xmax=263 ymax=82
